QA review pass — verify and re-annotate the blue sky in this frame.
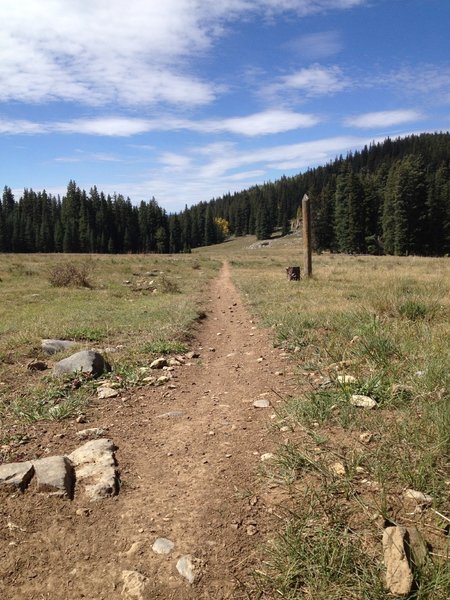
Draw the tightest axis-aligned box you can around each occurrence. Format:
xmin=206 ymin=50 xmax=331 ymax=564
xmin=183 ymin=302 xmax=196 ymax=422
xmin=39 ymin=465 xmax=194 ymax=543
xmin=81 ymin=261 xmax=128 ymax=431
xmin=1 ymin=0 xmax=449 ymax=212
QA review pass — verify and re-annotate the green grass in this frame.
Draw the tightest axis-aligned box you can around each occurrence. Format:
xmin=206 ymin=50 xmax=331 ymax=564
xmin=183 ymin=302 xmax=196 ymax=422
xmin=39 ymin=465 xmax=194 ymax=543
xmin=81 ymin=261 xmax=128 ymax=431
xmin=0 ymin=253 xmax=220 ymax=427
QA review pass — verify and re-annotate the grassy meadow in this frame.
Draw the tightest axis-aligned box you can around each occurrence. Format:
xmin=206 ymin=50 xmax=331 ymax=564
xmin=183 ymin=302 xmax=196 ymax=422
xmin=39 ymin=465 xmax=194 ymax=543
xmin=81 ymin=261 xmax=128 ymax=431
xmin=0 ymin=253 xmax=220 ymax=428
xmin=1 ymin=235 xmax=449 ymax=598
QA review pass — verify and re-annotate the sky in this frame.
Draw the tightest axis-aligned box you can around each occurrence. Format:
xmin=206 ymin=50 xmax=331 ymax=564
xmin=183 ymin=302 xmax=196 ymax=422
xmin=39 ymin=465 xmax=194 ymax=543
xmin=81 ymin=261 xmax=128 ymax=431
xmin=1 ymin=0 xmax=449 ymax=212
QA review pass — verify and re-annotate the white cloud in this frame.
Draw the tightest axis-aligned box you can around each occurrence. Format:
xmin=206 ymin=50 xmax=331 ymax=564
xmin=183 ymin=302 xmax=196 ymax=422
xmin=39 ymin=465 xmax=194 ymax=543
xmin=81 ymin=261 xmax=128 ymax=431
xmin=280 ymin=64 xmax=349 ymax=95
xmin=344 ymin=109 xmax=424 ymax=129
xmin=0 ymin=110 xmax=319 ymax=137
xmin=0 ymin=1 xmax=368 ymax=107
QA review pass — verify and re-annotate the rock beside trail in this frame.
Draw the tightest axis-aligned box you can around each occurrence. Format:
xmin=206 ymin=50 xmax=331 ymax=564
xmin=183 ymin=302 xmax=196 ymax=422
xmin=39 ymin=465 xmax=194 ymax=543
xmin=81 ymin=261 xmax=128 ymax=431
xmin=97 ymin=386 xmax=119 ymax=399
xmin=0 ymin=461 xmax=34 ymax=491
xmin=152 ymin=537 xmax=175 ymax=554
xmin=32 ymin=455 xmax=74 ymax=498
xmin=150 ymin=357 xmax=167 ymax=369
xmin=53 ymin=350 xmax=109 ymax=378
xmin=253 ymin=399 xmax=270 ymax=408
xmin=121 ymin=570 xmax=148 ymax=599
xmin=41 ymin=339 xmax=77 ymax=355
xmin=68 ymin=438 xmax=119 ymax=500
xmin=176 ymin=555 xmax=200 ymax=584
xmin=383 ymin=526 xmax=428 ymax=596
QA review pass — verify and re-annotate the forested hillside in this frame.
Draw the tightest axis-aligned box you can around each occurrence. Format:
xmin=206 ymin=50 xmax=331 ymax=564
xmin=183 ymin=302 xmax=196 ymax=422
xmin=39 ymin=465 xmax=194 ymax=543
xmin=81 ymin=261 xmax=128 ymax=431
xmin=1 ymin=132 xmax=449 ymax=255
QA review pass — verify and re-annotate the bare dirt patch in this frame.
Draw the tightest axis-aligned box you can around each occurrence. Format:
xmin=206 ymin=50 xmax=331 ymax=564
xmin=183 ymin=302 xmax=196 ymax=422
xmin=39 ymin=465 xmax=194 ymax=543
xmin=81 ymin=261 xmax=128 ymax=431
xmin=0 ymin=261 xmax=298 ymax=599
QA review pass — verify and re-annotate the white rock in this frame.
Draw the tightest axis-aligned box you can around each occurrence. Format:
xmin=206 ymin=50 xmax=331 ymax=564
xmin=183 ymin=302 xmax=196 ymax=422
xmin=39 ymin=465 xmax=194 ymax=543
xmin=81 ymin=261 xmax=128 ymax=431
xmin=176 ymin=555 xmax=199 ymax=584
xmin=0 ymin=461 xmax=34 ymax=491
xmin=152 ymin=537 xmax=175 ymax=554
xmin=337 ymin=375 xmax=357 ymax=384
xmin=97 ymin=386 xmax=119 ymax=399
xmin=150 ymin=358 xmax=167 ymax=369
xmin=350 ymin=394 xmax=377 ymax=409
xmin=260 ymin=453 xmax=275 ymax=462
xmin=330 ymin=462 xmax=346 ymax=476
xmin=253 ymin=399 xmax=270 ymax=408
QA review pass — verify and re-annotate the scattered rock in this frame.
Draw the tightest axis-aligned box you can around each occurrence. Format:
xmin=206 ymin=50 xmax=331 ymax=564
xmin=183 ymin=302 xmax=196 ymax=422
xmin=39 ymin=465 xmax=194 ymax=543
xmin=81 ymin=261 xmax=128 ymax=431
xmin=27 ymin=360 xmax=48 ymax=371
xmin=246 ymin=523 xmax=258 ymax=536
xmin=0 ymin=461 xmax=34 ymax=492
xmin=97 ymin=386 xmax=119 ymax=399
xmin=350 ymin=394 xmax=377 ymax=409
xmin=156 ymin=411 xmax=184 ymax=418
xmin=176 ymin=555 xmax=200 ymax=584
xmin=330 ymin=461 xmax=346 ymax=476
xmin=76 ymin=428 xmax=107 ymax=440
xmin=383 ymin=526 xmax=428 ymax=596
xmin=41 ymin=339 xmax=77 ymax=355
xmin=168 ymin=358 xmax=182 ymax=367
xmin=253 ymin=399 xmax=270 ymax=408
xmin=76 ymin=415 xmax=87 ymax=423
xmin=337 ymin=375 xmax=357 ymax=384
xmin=260 ymin=453 xmax=275 ymax=461
xmin=152 ymin=537 xmax=175 ymax=555
xmin=391 ymin=384 xmax=414 ymax=396
xmin=149 ymin=357 xmax=168 ymax=369
xmin=185 ymin=351 xmax=199 ymax=360
xmin=121 ymin=570 xmax=148 ymax=599
xmin=32 ymin=455 xmax=74 ymax=498
xmin=383 ymin=526 xmax=413 ymax=595
xmin=404 ymin=489 xmax=433 ymax=505
xmin=53 ymin=350 xmax=109 ymax=378
xmin=157 ymin=375 xmax=171 ymax=384
xmin=68 ymin=438 xmax=118 ymax=501
xmin=359 ymin=432 xmax=373 ymax=444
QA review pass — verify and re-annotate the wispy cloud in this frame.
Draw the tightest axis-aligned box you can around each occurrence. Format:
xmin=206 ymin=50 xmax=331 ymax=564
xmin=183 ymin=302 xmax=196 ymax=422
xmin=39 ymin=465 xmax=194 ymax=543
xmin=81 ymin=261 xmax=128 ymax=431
xmin=272 ymin=64 xmax=350 ymax=98
xmin=0 ymin=110 xmax=319 ymax=137
xmin=0 ymin=1 xmax=369 ymax=108
xmin=284 ymin=30 xmax=343 ymax=60
xmin=345 ymin=109 xmax=424 ymax=129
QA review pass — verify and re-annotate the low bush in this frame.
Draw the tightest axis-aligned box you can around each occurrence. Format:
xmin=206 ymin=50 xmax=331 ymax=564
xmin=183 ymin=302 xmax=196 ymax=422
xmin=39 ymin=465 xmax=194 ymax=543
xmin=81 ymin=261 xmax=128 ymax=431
xmin=48 ymin=262 xmax=92 ymax=288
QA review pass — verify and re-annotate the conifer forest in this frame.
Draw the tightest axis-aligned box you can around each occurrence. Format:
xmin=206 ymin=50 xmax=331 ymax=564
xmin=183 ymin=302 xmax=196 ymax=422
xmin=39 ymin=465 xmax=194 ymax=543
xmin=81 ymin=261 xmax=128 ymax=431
xmin=1 ymin=132 xmax=449 ymax=256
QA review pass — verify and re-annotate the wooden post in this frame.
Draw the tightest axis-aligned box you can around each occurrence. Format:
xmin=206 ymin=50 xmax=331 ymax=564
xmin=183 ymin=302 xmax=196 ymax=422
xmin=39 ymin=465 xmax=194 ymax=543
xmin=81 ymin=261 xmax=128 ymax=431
xmin=302 ymin=193 xmax=312 ymax=277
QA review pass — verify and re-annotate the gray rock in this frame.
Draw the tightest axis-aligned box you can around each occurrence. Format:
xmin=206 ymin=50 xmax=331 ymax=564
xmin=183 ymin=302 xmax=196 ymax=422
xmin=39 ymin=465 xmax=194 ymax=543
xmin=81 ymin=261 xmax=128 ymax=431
xmin=156 ymin=410 xmax=184 ymax=418
xmin=32 ymin=455 xmax=74 ymax=498
xmin=176 ymin=555 xmax=199 ymax=584
xmin=350 ymin=394 xmax=377 ymax=409
xmin=121 ymin=570 xmax=148 ymax=599
xmin=41 ymin=339 xmax=77 ymax=355
xmin=68 ymin=438 xmax=118 ymax=500
xmin=53 ymin=350 xmax=109 ymax=377
xmin=253 ymin=399 xmax=270 ymax=408
xmin=0 ymin=461 xmax=34 ymax=492
xmin=152 ymin=537 xmax=175 ymax=554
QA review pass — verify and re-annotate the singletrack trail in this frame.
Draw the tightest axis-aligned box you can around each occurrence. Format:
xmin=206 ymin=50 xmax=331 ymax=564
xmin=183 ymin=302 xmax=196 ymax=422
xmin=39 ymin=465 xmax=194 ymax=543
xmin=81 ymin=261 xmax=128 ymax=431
xmin=1 ymin=261 xmax=297 ymax=599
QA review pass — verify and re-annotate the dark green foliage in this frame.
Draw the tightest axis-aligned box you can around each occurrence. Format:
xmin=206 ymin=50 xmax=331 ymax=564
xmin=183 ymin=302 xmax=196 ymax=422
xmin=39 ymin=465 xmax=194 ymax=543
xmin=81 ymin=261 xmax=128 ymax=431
xmin=1 ymin=133 xmax=449 ymax=255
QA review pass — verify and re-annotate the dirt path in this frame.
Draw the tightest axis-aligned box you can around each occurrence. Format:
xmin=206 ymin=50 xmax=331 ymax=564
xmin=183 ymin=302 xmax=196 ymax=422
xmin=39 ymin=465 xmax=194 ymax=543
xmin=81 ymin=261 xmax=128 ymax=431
xmin=1 ymin=261 xmax=296 ymax=599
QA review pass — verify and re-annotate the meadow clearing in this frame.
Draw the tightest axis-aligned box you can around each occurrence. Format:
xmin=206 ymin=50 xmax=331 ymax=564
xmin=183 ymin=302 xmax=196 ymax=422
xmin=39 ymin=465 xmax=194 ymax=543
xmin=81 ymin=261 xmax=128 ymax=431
xmin=0 ymin=235 xmax=449 ymax=598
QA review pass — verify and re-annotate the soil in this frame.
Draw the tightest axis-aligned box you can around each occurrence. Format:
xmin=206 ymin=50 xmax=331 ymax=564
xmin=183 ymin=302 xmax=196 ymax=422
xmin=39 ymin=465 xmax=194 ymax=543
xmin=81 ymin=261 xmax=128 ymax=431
xmin=0 ymin=261 xmax=298 ymax=599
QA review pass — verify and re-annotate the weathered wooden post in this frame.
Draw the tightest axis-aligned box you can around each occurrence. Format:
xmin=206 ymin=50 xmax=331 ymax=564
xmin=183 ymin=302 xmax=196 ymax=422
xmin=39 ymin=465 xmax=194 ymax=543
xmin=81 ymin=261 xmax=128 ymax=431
xmin=302 ymin=193 xmax=312 ymax=277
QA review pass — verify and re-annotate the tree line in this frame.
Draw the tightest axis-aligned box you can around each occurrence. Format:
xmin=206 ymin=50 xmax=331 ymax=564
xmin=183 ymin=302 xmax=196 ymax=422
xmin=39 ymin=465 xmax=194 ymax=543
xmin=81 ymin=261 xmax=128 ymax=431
xmin=0 ymin=181 xmax=227 ymax=254
xmin=1 ymin=132 xmax=449 ymax=256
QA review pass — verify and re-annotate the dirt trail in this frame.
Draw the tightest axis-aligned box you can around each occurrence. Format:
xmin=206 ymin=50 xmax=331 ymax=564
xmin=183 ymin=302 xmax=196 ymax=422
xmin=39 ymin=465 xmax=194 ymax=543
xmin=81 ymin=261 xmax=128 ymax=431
xmin=1 ymin=261 xmax=296 ymax=599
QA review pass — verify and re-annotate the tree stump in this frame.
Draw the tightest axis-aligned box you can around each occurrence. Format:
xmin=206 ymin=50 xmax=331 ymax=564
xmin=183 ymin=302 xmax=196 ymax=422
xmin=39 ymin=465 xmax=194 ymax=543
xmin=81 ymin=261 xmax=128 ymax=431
xmin=286 ymin=266 xmax=300 ymax=281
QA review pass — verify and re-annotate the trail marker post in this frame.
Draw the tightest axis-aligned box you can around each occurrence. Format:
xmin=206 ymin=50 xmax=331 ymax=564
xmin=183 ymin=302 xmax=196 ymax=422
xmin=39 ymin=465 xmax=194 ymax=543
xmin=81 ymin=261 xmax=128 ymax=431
xmin=302 ymin=193 xmax=312 ymax=277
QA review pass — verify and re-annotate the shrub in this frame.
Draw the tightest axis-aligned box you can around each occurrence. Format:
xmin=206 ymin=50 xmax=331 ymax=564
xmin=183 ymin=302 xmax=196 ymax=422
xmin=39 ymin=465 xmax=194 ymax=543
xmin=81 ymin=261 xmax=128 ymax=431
xmin=48 ymin=263 xmax=92 ymax=288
